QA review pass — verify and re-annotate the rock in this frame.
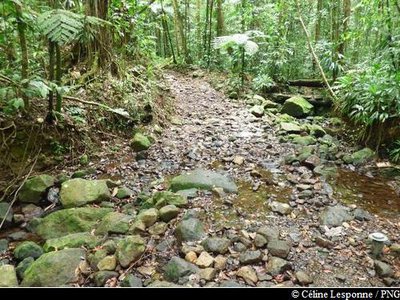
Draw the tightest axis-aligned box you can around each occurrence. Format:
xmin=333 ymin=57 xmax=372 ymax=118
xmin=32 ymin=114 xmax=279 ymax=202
xmin=150 ymin=191 xmax=188 ymax=209
xmin=281 ymin=96 xmax=314 ymax=118
xmin=374 ymin=260 xmax=393 ymax=277
xmin=309 ymin=124 xmax=326 ymax=137
xmin=93 ymin=271 xmax=118 ymax=286
xmin=263 ymin=99 xmax=280 ymax=109
xmin=8 ymin=231 xmax=27 ymax=241
xmin=214 ymin=255 xmax=227 ymax=270
xmin=303 ymin=155 xmax=321 ymax=169
xmin=293 ymin=135 xmax=317 ymax=146
xmin=116 ymin=236 xmax=145 ymax=268
xmin=239 ymin=250 xmax=263 ymax=265
xmin=266 ymin=257 xmax=291 ymax=276
xmin=88 ymin=249 xmax=107 ymax=270
xmin=16 ymin=257 xmax=34 ymax=279
xmin=137 ymin=208 xmax=159 ymax=228
xmin=196 ymin=252 xmax=214 ymax=268
xmin=0 ymin=202 xmax=13 ymax=227
xmin=60 ymin=179 xmax=111 ymax=208
xmin=129 ymin=219 xmax=146 ymax=234
xmin=116 ymin=187 xmax=134 ymax=199
xmin=176 ymin=189 xmax=198 ymax=199
xmin=32 ymin=207 xmax=112 ymax=239
xmin=320 ymin=205 xmax=353 ymax=227
xmin=314 ymin=165 xmax=338 ymax=180
xmin=120 ymin=274 xmax=143 ymax=287
xmin=148 ymin=222 xmax=168 ymax=235
xmin=295 ymin=271 xmax=313 ymax=285
xmin=159 ymin=205 xmax=180 ymax=222
xmin=233 ymin=155 xmax=245 ymax=165
xmin=0 ymin=265 xmax=18 ymax=287
xmin=249 ymin=105 xmax=264 ymax=117
xmin=280 ymin=122 xmax=302 ymax=133
xmin=199 ymin=268 xmax=216 ymax=281
xmin=267 ymin=240 xmax=290 ymax=258
xmin=97 ymin=255 xmax=117 ymax=271
xmin=95 ymin=212 xmax=133 ymax=235
xmin=13 ymin=214 xmax=23 ymax=224
xmin=102 ymin=240 xmax=117 ymax=254
xmin=147 ymin=280 xmax=180 ymax=287
xmin=175 ymin=218 xmax=206 ymax=242
xmin=185 ymin=251 xmax=197 ymax=263
xmin=269 ymin=201 xmax=292 ymax=215
xmin=163 ymin=256 xmax=199 ymax=283
xmin=233 ymin=242 xmax=247 ymax=252
xmin=22 ymin=204 xmax=43 ymax=220
xmin=14 ymin=241 xmax=43 ymax=261
xmin=22 ymin=248 xmax=85 ymax=286
xmin=390 ymin=244 xmax=400 ymax=256
xmin=343 ymin=148 xmax=375 ymax=165
xmin=0 ymin=239 xmax=8 ymax=253
xmin=236 ymin=266 xmax=258 ymax=284
xmin=42 ymin=232 xmax=101 ymax=252
xmin=220 ymin=280 xmax=244 ymax=287
xmin=72 ymin=168 xmax=96 ymax=179
xmin=19 ymin=175 xmax=55 ymax=203
xmin=131 ymin=133 xmax=152 ymax=151
xmin=353 ymin=208 xmax=372 ymax=221
xmin=315 ymin=236 xmax=334 ymax=249
xmin=257 ymin=226 xmax=279 ymax=242
xmin=170 ymin=169 xmax=238 ymax=193
xmin=202 ymin=237 xmax=230 ymax=254
xmin=254 ymin=234 xmax=267 ymax=248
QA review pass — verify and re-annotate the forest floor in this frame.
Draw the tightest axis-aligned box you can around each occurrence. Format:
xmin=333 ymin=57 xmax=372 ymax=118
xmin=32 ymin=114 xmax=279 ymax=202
xmin=1 ymin=71 xmax=400 ymax=287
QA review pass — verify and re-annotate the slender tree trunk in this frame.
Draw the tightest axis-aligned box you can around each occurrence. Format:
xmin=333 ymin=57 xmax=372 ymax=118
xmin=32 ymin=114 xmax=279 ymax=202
xmin=196 ymin=0 xmax=202 ymax=58
xmin=204 ymin=0 xmax=210 ymax=53
xmin=207 ymin=0 xmax=214 ymax=67
xmin=313 ymin=0 xmax=323 ymax=71
xmin=338 ymin=0 xmax=351 ymax=57
xmin=172 ymin=0 xmax=187 ymax=61
xmin=55 ymin=44 xmax=62 ymax=113
xmin=14 ymin=2 xmax=29 ymax=108
xmin=47 ymin=41 xmax=56 ymax=123
xmin=216 ymin=0 xmax=224 ymax=36
xmin=331 ymin=1 xmax=340 ymax=80
xmin=161 ymin=0 xmax=176 ymax=63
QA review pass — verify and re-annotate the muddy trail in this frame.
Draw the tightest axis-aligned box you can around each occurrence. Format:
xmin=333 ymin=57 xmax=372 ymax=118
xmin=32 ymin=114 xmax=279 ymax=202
xmin=1 ymin=71 xmax=400 ymax=287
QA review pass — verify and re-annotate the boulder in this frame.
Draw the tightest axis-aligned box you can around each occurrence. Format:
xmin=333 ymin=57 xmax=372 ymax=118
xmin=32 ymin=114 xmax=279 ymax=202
xmin=116 ymin=236 xmax=145 ymax=268
xmin=239 ymin=250 xmax=263 ymax=265
xmin=343 ymin=148 xmax=375 ymax=165
xmin=269 ymin=201 xmax=292 ymax=215
xmin=266 ymin=257 xmax=291 ymax=276
xmin=236 ymin=266 xmax=258 ymax=284
xmin=137 ymin=208 xmax=159 ymax=228
xmin=163 ymin=256 xmax=199 ymax=283
xmin=43 ymin=232 xmax=101 ymax=252
xmin=97 ymin=255 xmax=117 ymax=271
xmin=159 ymin=205 xmax=180 ymax=222
xmin=170 ymin=169 xmax=237 ymax=193
xmin=0 ymin=265 xmax=18 ymax=287
xmin=267 ymin=240 xmax=291 ymax=258
xmin=281 ymin=96 xmax=314 ymax=118
xmin=131 ymin=133 xmax=152 ymax=152
xmin=292 ymin=135 xmax=316 ymax=146
xmin=280 ymin=122 xmax=302 ymax=133
xmin=13 ymin=241 xmax=43 ymax=260
xmin=320 ymin=205 xmax=353 ymax=227
xmin=374 ymin=260 xmax=393 ymax=277
xmin=202 ymin=237 xmax=230 ymax=254
xmin=175 ymin=218 xmax=206 ymax=242
xmin=120 ymin=274 xmax=142 ymax=287
xmin=16 ymin=257 xmax=34 ymax=279
xmin=116 ymin=187 xmax=134 ymax=199
xmin=95 ymin=212 xmax=133 ymax=235
xmin=22 ymin=248 xmax=85 ymax=286
xmin=0 ymin=202 xmax=13 ymax=227
xmin=19 ymin=175 xmax=55 ymax=204
xmin=60 ymin=179 xmax=110 ymax=208
xmin=249 ymin=105 xmax=264 ymax=117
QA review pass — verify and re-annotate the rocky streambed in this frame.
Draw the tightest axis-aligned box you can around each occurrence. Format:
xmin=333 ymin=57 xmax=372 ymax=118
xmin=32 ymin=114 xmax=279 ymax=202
xmin=0 ymin=71 xmax=399 ymax=287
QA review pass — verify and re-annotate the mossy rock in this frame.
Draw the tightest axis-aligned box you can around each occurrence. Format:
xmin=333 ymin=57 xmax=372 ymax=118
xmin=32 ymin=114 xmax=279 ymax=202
xmin=43 ymin=232 xmax=102 ymax=252
xmin=19 ymin=175 xmax=55 ymax=204
xmin=281 ymin=96 xmax=314 ymax=118
xmin=130 ymin=133 xmax=152 ymax=152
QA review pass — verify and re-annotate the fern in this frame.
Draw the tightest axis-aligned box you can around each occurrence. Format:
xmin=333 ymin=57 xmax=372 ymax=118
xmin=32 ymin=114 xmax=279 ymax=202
xmin=37 ymin=9 xmax=109 ymax=45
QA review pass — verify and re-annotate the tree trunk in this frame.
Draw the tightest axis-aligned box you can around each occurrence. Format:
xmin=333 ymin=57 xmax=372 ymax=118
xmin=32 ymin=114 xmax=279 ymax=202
xmin=161 ymin=0 xmax=176 ymax=63
xmin=207 ymin=0 xmax=214 ymax=67
xmin=331 ymin=1 xmax=340 ymax=80
xmin=313 ymin=0 xmax=323 ymax=71
xmin=216 ymin=0 xmax=224 ymax=36
xmin=55 ymin=44 xmax=62 ymax=113
xmin=196 ymin=0 xmax=202 ymax=58
xmin=14 ymin=2 xmax=29 ymax=108
xmin=171 ymin=0 xmax=187 ymax=61
xmin=47 ymin=41 xmax=55 ymax=123
xmin=338 ymin=0 xmax=351 ymax=57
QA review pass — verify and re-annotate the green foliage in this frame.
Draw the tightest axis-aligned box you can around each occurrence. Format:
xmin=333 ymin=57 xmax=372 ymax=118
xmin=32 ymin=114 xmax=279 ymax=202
xmin=389 ymin=140 xmax=400 ymax=163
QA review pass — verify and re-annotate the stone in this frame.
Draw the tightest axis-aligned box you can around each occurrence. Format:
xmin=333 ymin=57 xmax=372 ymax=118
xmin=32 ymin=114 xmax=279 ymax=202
xmin=269 ymin=201 xmax=292 ymax=215
xmin=148 ymin=222 xmax=168 ymax=235
xmin=0 ymin=239 xmax=8 ymax=253
xmin=43 ymin=232 xmax=101 ymax=252
xmin=116 ymin=187 xmax=134 ymax=199
xmin=315 ymin=236 xmax=334 ymax=249
xmin=19 ymin=175 xmax=55 ymax=203
xmin=236 ymin=266 xmax=258 ymax=284
xmin=390 ymin=244 xmax=400 ymax=256
xmin=185 ymin=251 xmax=197 ymax=263
xmin=239 ymin=250 xmax=263 ymax=265
xmin=0 ymin=265 xmax=18 ymax=287
xmin=233 ymin=242 xmax=247 ymax=252
xmin=22 ymin=248 xmax=85 ymax=286
xmin=13 ymin=214 xmax=24 ymax=224
xmin=353 ymin=208 xmax=372 ymax=221
xmin=102 ymin=240 xmax=117 ymax=254
xmin=214 ymin=255 xmax=227 ymax=270
xmin=250 ymin=105 xmax=264 ymax=117
xmin=280 ymin=122 xmax=302 ymax=133
xmin=32 ymin=207 xmax=112 ymax=239
xmin=22 ymin=204 xmax=43 ymax=220
xmin=254 ymin=234 xmax=268 ymax=248
xmin=293 ymin=135 xmax=317 ymax=146
xmin=309 ymin=124 xmax=326 ymax=137
xmin=303 ymin=155 xmax=321 ymax=169
xmin=72 ymin=168 xmax=96 ymax=179
xmin=163 ymin=256 xmax=199 ymax=283
xmin=266 ymin=257 xmax=291 ymax=276
xmin=0 ymin=202 xmax=13 ymax=227
xmin=60 ymin=179 xmax=111 ymax=208
xmin=374 ymin=260 xmax=393 ymax=277
xmin=175 ymin=218 xmax=206 ymax=242
xmin=320 ymin=205 xmax=353 ymax=227
xmin=176 ymin=189 xmax=198 ymax=199
xmin=159 ymin=205 xmax=180 ymax=222
xmin=116 ymin=236 xmax=145 ymax=268
xmin=263 ymin=99 xmax=280 ymax=109
xmin=137 ymin=208 xmax=159 ymax=228
xmin=314 ymin=165 xmax=338 ymax=180
xmin=95 ymin=212 xmax=133 ymax=235
xmin=150 ymin=191 xmax=188 ymax=209
xmin=170 ymin=169 xmax=238 ymax=193
xmin=129 ymin=219 xmax=146 ymax=234
xmin=16 ymin=257 xmax=34 ymax=279
xmin=281 ymin=96 xmax=314 ymax=118
xmin=257 ymin=226 xmax=279 ymax=242
xmin=343 ymin=148 xmax=375 ymax=165
xmin=220 ymin=280 xmax=244 ymax=287
xmin=233 ymin=155 xmax=245 ymax=165
xmin=202 ymin=237 xmax=230 ymax=254
xmin=267 ymin=240 xmax=290 ymax=258
xmin=88 ymin=249 xmax=108 ymax=270
xmin=97 ymin=255 xmax=117 ymax=271
xmin=147 ymin=280 xmax=180 ymax=287
xmin=8 ymin=231 xmax=27 ymax=241
xmin=131 ymin=133 xmax=152 ymax=151
xmin=120 ymin=274 xmax=142 ymax=287
xmin=13 ymin=241 xmax=43 ymax=261
xmin=196 ymin=252 xmax=214 ymax=268
xmin=295 ymin=271 xmax=313 ymax=285
xmin=199 ymin=268 xmax=216 ymax=281
xmin=93 ymin=271 xmax=118 ymax=286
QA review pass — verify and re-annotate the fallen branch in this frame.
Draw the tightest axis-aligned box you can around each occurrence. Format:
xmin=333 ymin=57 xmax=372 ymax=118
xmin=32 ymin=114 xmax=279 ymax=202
xmin=64 ymin=96 xmax=131 ymax=119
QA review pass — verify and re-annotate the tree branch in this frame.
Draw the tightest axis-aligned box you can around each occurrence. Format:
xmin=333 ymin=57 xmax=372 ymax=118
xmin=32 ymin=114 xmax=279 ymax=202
xmin=136 ymin=0 xmax=156 ymax=16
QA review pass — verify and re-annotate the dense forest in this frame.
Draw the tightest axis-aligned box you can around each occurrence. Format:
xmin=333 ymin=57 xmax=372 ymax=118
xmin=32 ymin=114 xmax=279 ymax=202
xmin=0 ymin=0 xmax=399 ymax=288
